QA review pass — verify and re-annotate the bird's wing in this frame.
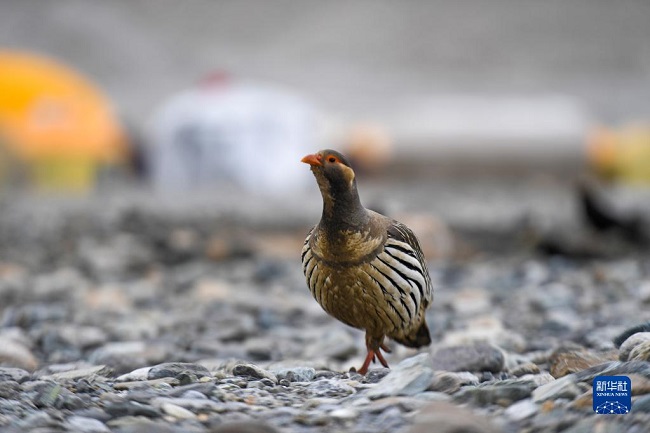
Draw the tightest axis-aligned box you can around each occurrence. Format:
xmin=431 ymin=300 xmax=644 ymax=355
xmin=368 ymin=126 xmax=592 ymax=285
xmin=385 ymin=221 xmax=434 ymax=305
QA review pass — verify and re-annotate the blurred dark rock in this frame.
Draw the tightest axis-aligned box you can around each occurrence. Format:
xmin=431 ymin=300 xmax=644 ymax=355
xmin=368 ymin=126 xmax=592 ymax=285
xmin=430 ymin=342 xmax=505 ymax=373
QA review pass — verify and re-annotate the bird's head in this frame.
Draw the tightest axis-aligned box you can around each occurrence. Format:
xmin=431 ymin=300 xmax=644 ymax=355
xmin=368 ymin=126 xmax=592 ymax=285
xmin=301 ymin=149 xmax=357 ymax=195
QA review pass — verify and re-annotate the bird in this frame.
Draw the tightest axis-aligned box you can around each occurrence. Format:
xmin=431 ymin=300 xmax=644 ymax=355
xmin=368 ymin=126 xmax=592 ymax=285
xmin=300 ymin=149 xmax=433 ymax=374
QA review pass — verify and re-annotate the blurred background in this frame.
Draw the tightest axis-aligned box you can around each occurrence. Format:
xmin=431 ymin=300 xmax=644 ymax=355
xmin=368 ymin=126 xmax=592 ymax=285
xmin=1 ymin=0 xmax=650 ymax=192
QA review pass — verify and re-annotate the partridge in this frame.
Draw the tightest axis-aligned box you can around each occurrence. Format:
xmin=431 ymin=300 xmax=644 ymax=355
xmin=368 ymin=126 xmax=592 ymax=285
xmin=301 ymin=149 xmax=433 ymax=374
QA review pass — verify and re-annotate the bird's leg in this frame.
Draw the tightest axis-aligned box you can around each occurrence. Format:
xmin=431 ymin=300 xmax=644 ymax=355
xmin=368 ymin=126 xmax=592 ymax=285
xmin=357 ymin=334 xmax=390 ymax=375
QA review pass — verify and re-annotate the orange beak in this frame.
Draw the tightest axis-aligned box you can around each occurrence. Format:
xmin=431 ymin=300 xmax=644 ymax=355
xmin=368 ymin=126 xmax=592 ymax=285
xmin=301 ymin=153 xmax=322 ymax=166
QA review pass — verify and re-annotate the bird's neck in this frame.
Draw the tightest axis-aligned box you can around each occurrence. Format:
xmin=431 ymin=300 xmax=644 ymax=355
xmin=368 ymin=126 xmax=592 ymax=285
xmin=320 ymin=185 xmax=369 ymax=234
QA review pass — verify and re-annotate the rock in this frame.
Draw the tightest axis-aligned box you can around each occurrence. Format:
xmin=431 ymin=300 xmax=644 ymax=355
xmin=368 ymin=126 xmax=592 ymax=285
xmin=45 ymin=325 xmax=108 ymax=351
xmin=232 ymin=362 xmax=277 ymax=383
xmin=0 ymin=367 xmax=30 ymax=383
xmin=0 ymin=335 xmax=38 ymax=371
xmin=116 ymin=367 xmax=151 ymax=382
xmin=631 ymin=394 xmax=650 ymax=413
xmin=428 ymin=371 xmax=479 ymax=394
xmin=510 ymin=362 xmax=541 ymax=377
xmin=304 ymin=327 xmax=357 ymax=360
xmin=148 ymin=362 xmax=211 ymax=381
xmin=89 ymin=342 xmax=171 ymax=374
xmin=104 ymin=401 xmax=162 ymax=418
xmin=548 ymin=347 xmax=614 ymax=378
xmin=329 ymin=407 xmax=359 ymax=421
xmin=367 ymin=354 xmax=434 ymax=399
xmin=0 ymin=380 xmax=20 ymax=399
xmin=629 ymin=373 xmax=650 ymax=395
xmin=243 ymin=337 xmax=277 ymax=360
xmin=618 ymin=332 xmax=650 ymax=361
xmin=66 ymin=416 xmax=111 ymax=433
xmin=532 ymin=375 xmax=582 ymax=403
xmin=430 ymin=342 xmax=505 ymax=373
xmin=454 ymin=379 xmax=535 ymax=406
xmin=408 ymin=401 xmax=501 ymax=433
xmin=152 ymin=397 xmax=220 ymax=412
xmin=160 ymin=402 xmax=196 ymax=419
xmin=440 ymin=316 xmax=526 ymax=352
xmin=107 ymin=417 xmax=175 ymax=433
xmin=211 ymin=421 xmax=280 ymax=433
xmin=23 ymin=380 xmax=86 ymax=410
xmin=40 ymin=365 xmax=112 ymax=381
xmin=628 ymin=341 xmax=650 ymax=362
xmin=449 ymin=288 xmax=492 ymax=315
xmin=613 ymin=322 xmax=650 ymax=348
xmin=305 ymin=379 xmax=356 ymax=398
xmin=271 ymin=367 xmax=315 ymax=382
xmin=504 ymin=398 xmax=539 ymax=421
xmin=574 ymin=361 xmax=650 ymax=382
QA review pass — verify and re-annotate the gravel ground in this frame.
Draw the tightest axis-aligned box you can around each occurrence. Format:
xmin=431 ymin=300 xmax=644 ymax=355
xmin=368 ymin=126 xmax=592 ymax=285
xmin=0 ymin=181 xmax=649 ymax=433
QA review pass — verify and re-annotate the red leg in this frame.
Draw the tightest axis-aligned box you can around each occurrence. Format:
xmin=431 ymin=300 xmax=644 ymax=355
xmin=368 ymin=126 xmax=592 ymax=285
xmin=356 ymin=334 xmax=390 ymax=375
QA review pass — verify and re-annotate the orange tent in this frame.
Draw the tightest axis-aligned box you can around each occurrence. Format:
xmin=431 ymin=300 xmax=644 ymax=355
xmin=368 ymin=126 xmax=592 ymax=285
xmin=0 ymin=50 xmax=128 ymax=191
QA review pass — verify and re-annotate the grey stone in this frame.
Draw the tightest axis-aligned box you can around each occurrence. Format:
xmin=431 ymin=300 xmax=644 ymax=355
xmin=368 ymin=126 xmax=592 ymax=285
xmin=454 ymin=379 xmax=535 ymax=406
xmin=151 ymin=397 xmax=221 ymax=412
xmin=431 ymin=342 xmax=505 ymax=373
xmin=104 ymin=401 xmax=162 ymax=418
xmin=304 ymin=328 xmax=357 ymax=360
xmin=509 ymin=362 xmax=541 ymax=376
xmin=367 ymin=354 xmax=434 ymax=399
xmin=148 ymin=362 xmax=211 ymax=380
xmin=160 ymin=402 xmax=196 ymax=419
xmin=66 ymin=416 xmax=111 ymax=433
xmin=305 ymin=379 xmax=356 ymax=398
xmin=0 ymin=367 xmax=30 ymax=383
xmin=628 ymin=341 xmax=650 ymax=362
xmin=428 ymin=371 xmax=479 ymax=394
xmin=408 ymin=401 xmax=501 ymax=433
xmin=504 ymin=398 xmax=539 ymax=421
xmin=532 ymin=375 xmax=582 ymax=403
xmin=631 ymin=394 xmax=650 ymax=413
xmin=89 ymin=342 xmax=172 ymax=375
xmin=271 ymin=367 xmax=315 ymax=382
xmin=0 ymin=335 xmax=38 ymax=371
xmin=40 ymin=364 xmax=113 ymax=381
xmin=232 ymin=362 xmax=277 ymax=383
xmin=211 ymin=421 xmax=280 ymax=433
xmin=574 ymin=361 xmax=650 ymax=382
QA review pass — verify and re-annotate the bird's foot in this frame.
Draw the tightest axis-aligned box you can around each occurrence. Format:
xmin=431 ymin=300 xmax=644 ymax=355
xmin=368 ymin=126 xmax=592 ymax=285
xmin=357 ymin=347 xmax=390 ymax=375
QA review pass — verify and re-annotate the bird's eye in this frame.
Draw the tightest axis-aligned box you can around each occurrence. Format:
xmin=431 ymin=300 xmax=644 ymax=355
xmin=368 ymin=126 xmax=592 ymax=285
xmin=328 ymin=157 xmax=337 ymax=163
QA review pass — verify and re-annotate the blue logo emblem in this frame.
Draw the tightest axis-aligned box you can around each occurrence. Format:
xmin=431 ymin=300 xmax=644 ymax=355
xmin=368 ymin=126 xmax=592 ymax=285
xmin=593 ymin=376 xmax=631 ymax=414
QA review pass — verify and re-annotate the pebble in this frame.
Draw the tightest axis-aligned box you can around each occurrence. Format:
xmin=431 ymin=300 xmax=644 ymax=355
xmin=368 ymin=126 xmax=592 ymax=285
xmin=66 ymin=415 xmax=111 ymax=433
xmin=532 ymin=375 xmax=582 ymax=403
xmin=504 ymin=398 xmax=539 ymax=421
xmin=367 ymin=354 xmax=434 ymax=399
xmin=628 ymin=340 xmax=650 ymax=362
xmin=271 ymin=367 xmax=315 ymax=382
xmin=2 ymin=197 xmax=649 ymax=433
xmin=211 ymin=421 xmax=280 ymax=433
xmin=428 ymin=371 xmax=471 ymax=394
xmin=618 ymin=332 xmax=650 ymax=361
xmin=0 ymin=335 xmax=38 ymax=371
xmin=0 ymin=367 xmax=31 ymax=383
xmin=232 ymin=362 xmax=278 ymax=383
xmin=408 ymin=401 xmax=501 ymax=433
xmin=160 ymin=402 xmax=197 ymax=419
xmin=430 ymin=342 xmax=505 ymax=373
xmin=148 ymin=362 xmax=211 ymax=381
xmin=548 ymin=347 xmax=614 ymax=378
xmin=454 ymin=379 xmax=535 ymax=406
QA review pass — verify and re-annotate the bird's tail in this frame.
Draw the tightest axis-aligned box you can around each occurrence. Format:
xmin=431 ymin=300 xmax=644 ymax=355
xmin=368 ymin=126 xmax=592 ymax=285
xmin=394 ymin=319 xmax=431 ymax=348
